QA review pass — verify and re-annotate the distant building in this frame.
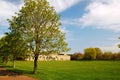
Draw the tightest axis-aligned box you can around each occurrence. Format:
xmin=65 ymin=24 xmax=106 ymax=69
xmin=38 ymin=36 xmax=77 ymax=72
xmin=26 ymin=53 xmax=70 ymax=61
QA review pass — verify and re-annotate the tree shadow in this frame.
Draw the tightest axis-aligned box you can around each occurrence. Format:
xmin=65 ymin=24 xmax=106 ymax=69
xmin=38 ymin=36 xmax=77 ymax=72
xmin=0 ymin=65 xmax=13 ymax=68
xmin=8 ymin=69 xmax=33 ymax=75
xmin=0 ymin=65 xmax=33 ymax=76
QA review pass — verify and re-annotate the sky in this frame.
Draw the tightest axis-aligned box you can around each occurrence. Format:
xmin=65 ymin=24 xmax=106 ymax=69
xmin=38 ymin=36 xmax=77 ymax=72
xmin=0 ymin=0 xmax=120 ymax=53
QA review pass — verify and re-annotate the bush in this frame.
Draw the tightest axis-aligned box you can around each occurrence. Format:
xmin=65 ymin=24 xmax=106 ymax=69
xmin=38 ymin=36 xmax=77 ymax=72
xmin=112 ymin=52 xmax=120 ymax=60
xmin=102 ymin=52 xmax=113 ymax=60
xmin=84 ymin=48 xmax=96 ymax=60
xmin=71 ymin=52 xmax=84 ymax=60
xmin=95 ymin=48 xmax=103 ymax=60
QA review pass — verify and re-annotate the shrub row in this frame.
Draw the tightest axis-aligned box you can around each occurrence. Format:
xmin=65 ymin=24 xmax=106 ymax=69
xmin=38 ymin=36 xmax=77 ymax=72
xmin=70 ymin=48 xmax=120 ymax=60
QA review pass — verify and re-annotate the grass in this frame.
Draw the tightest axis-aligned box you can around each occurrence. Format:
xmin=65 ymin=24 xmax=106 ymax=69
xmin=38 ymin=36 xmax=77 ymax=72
xmin=1 ymin=61 xmax=120 ymax=80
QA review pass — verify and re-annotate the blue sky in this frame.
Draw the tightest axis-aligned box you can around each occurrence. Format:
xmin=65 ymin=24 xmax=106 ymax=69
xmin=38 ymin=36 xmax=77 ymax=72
xmin=0 ymin=0 xmax=120 ymax=53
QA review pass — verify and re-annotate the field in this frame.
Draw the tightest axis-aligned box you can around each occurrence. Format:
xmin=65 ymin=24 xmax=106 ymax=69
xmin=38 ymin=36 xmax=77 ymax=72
xmin=1 ymin=61 xmax=120 ymax=80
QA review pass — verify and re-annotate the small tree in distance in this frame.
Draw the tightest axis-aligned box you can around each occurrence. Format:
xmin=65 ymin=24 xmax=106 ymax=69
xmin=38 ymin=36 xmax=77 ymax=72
xmin=84 ymin=47 xmax=103 ymax=60
xmin=95 ymin=48 xmax=103 ymax=60
xmin=84 ymin=48 xmax=96 ymax=60
xmin=102 ymin=52 xmax=113 ymax=60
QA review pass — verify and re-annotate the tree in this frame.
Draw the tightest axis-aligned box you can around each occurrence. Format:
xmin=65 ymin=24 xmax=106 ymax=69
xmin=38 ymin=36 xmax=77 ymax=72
xmin=116 ymin=52 xmax=120 ymax=60
xmin=102 ymin=52 xmax=113 ymax=60
xmin=118 ymin=37 xmax=120 ymax=48
xmin=8 ymin=0 xmax=70 ymax=74
xmin=95 ymin=48 xmax=103 ymax=60
xmin=84 ymin=48 xmax=96 ymax=60
xmin=0 ymin=35 xmax=10 ymax=64
xmin=0 ymin=32 xmax=29 ymax=68
xmin=7 ymin=32 xmax=29 ymax=68
xmin=118 ymin=44 xmax=120 ymax=48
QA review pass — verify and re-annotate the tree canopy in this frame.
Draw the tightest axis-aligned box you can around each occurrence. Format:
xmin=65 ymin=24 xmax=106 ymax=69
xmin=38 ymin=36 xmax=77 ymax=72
xmin=8 ymin=0 xmax=70 ymax=74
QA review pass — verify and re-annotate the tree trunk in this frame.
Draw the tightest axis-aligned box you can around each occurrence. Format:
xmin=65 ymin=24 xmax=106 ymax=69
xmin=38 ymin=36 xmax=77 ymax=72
xmin=13 ymin=60 xmax=15 ymax=69
xmin=5 ymin=56 xmax=9 ymax=64
xmin=33 ymin=54 xmax=38 ymax=74
xmin=2 ymin=56 xmax=5 ymax=63
xmin=33 ymin=31 xmax=39 ymax=74
xmin=13 ymin=55 xmax=15 ymax=69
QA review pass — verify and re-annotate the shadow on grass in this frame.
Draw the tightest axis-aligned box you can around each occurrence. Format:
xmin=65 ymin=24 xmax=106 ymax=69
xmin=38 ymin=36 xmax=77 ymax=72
xmin=0 ymin=65 xmax=33 ymax=76
xmin=8 ymin=69 xmax=33 ymax=75
xmin=0 ymin=65 xmax=13 ymax=68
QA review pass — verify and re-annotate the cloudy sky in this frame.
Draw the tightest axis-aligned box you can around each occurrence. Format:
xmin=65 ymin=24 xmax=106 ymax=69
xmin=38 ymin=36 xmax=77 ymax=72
xmin=0 ymin=0 xmax=120 ymax=53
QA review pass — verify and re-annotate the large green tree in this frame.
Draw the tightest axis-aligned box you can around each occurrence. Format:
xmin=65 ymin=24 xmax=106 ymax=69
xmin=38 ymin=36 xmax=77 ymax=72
xmin=8 ymin=0 xmax=70 ymax=74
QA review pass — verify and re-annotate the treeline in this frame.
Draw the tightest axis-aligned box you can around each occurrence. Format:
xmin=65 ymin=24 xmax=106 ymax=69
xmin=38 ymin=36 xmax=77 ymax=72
xmin=70 ymin=48 xmax=120 ymax=60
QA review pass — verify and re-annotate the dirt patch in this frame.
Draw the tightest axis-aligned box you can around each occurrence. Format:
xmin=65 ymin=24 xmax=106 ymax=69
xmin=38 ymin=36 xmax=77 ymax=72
xmin=0 ymin=68 xmax=37 ymax=80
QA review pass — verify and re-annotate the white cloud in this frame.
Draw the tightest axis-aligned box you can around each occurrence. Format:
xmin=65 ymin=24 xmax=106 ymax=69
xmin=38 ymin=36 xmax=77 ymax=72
xmin=79 ymin=0 xmax=120 ymax=31
xmin=0 ymin=0 xmax=81 ymax=40
xmin=0 ymin=34 xmax=5 ymax=38
xmin=100 ymin=41 xmax=120 ymax=53
xmin=48 ymin=0 xmax=82 ymax=12
xmin=100 ymin=46 xmax=120 ymax=53
xmin=60 ymin=26 xmax=71 ymax=34
xmin=0 ymin=0 xmax=23 ymax=27
xmin=108 ymin=37 xmax=119 ymax=41
xmin=0 ymin=0 xmax=82 ymax=27
xmin=61 ymin=19 xmax=80 ymax=27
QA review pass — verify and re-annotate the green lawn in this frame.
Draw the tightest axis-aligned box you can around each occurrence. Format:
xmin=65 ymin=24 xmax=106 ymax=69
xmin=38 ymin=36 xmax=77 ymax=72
xmin=1 ymin=61 xmax=120 ymax=80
